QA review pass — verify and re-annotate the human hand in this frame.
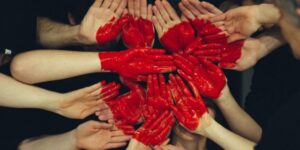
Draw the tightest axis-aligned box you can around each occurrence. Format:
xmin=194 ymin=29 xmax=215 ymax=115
xmin=153 ymin=0 xmax=195 ymax=53
xmin=142 ymin=74 xmax=173 ymax=119
xmin=79 ymin=0 xmax=128 ymax=45
xmin=168 ymin=74 xmax=208 ymax=131
xmin=174 ymin=54 xmax=226 ymax=99
xmin=133 ymin=111 xmax=175 ymax=146
xmin=179 ymin=0 xmax=227 ymax=42
xmin=122 ymin=0 xmax=155 ymax=48
xmin=75 ymin=120 xmax=132 ymax=149
xmin=99 ymin=48 xmax=176 ymax=81
xmin=211 ymin=5 xmax=263 ymax=42
xmin=56 ymin=81 xmax=120 ymax=119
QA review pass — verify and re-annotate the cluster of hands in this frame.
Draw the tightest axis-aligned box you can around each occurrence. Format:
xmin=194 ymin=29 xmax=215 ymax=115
xmin=51 ymin=0 xmax=274 ymax=149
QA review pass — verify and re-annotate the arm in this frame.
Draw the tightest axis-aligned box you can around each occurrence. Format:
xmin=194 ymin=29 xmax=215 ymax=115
xmin=215 ymin=84 xmax=262 ymax=142
xmin=195 ymin=114 xmax=256 ymax=150
xmin=0 ymin=73 xmax=119 ymax=119
xmin=19 ymin=120 xmax=131 ymax=150
xmin=36 ymin=17 xmax=82 ymax=48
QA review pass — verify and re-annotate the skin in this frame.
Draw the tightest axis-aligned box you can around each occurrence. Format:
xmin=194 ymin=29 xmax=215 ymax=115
xmin=19 ymin=121 xmax=131 ymax=150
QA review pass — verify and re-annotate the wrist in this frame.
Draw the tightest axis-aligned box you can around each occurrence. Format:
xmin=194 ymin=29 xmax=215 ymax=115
xmin=66 ymin=130 xmax=78 ymax=150
xmin=194 ymin=113 xmax=213 ymax=136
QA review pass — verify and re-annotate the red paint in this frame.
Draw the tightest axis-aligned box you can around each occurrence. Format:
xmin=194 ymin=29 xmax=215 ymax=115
xmin=160 ymin=22 xmax=195 ymax=53
xmin=122 ymin=15 xmax=154 ymax=48
xmin=169 ymin=74 xmax=208 ymax=130
xmin=133 ymin=111 xmax=175 ymax=146
xmin=96 ymin=16 xmax=129 ymax=45
xmin=220 ymin=40 xmax=244 ymax=68
xmin=98 ymin=48 xmax=176 ymax=81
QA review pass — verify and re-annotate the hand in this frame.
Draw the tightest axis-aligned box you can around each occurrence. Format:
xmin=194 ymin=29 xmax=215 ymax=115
xmin=168 ymin=74 xmax=208 ymax=131
xmin=179 ymin=0 xmax=227 ymax=43
xmin=174 ymin=54 xmax=226 ymax=99
xmin=126 ymin=139 xmax=152 ymax=150
xmin=133 ymin=111 xmax=175 ymax=146
xmin=79 ymin=0 xmax=128 ymax=45
xmin=152 ymin=0 xmax=195 ymax=53
xmin=104 ymin=86 xmax=145 ymax=126
xmin=142 ymin=74 xmax=173 ymax=119
xmin=75 ymin=120 xmax=132 ymax=149
xmin=211 ymin=5 xmax=263 ymax=42
xmin=122 ymin=0 xmax=155 ymax=48
xmin=232 ymin=38 xmax=263 ymax=71
xmin=56 ymin=81 xmax=120 ymax=119
xmin=155 ymin=144 xmax=186 ymax=150
xmin=99 ymin=48 xmax=176 ymax=81
xmin=220 ymin=40 xmax=244 ymax=69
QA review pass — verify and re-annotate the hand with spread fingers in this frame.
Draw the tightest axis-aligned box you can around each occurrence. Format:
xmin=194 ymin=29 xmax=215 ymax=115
xmin=98 ymin=48 xmax=176 ymax=81
xmin=128 ymin=111 xmax=175 ymax=148
xmin=79 ymin=0 xmax=128 ymax=45
xmin=174 ymin=54 xmax=226 ymax=99
xmin=179 ymin=0 xmax=227 ymax=43
xmin=142 ymin=74 xmax=174 ymax=119
xmin=75 ymin=120 xmax=132 ymax=150
xmin=122 ymin=0 xmax=155 ymax=48
xmin=168 ymin=74 xmax=208 ymax=131
xmin=152 ymin=0 xmax=195 ymax=53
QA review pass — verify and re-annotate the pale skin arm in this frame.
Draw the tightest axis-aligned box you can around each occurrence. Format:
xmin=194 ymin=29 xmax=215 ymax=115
xmin=0 ymin=73 xmax=104 ymax=119
xmin=215 ymin=84 xmax=262 ymax=142
xmin=194 ymin=113 xmax=256 ymax=150
xmin=19 ymin=121 xmax=131 ymax=150
xmin=11 ymin=50 xmax=101 ymax=84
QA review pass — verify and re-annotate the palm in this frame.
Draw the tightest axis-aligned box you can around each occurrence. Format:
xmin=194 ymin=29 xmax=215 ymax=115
xmin=235 ymin=38 xmax=261 ymax=71
xmin=79 ymin=129 xmax=112 ymax=149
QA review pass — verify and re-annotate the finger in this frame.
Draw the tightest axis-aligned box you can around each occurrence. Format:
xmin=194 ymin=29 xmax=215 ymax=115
xmin=95 ymin=101 xmax=109 ymax=110
xmin=153 ymin=74 xmax=160 ymax=96
xmin=134 ymin=0 xmax=141 ymax=17
xmin=162 ymin=0 xmax=180 ymax=21
xmin=227 ymin=34 xmax=247 ymax=43
xmin=92 ymin=0 xmax=104 ymax=8
xmin=153 ymin=16 xmax=163 ymax=37
xmin=201 ymin=1 xmax=222 ymax=15
xmin=182 ymin=0 xmax=201 ymax=17
xmin=110 ymin=135 xmax=132 ymax=143
xmin=153 ymin=5 xmax=166 ymax=27
xmin=177 ymin=69 xmax=200 ymax=98
xmin=103 ymin=142 xmax=127 ymax=149
xmin=141 ymin=0 xmax=147 ymax=19
xmin=189 ymin=0 xmax=209 ymax=15
xmin=155 ymin=0 xmax=172 ymax=23
xmin=128 ymin=0 xmax=135 ymax=16
xmin=92 ymin=121 xmax=113 ymax=129
xmin=175 ymin=75 xmax=192 ymax=97
xmin=116 ymin=0 xmax=128 ymax=17
xmin=168 ymin=74 xmax=181 ymax=102
xmin=179 ymin=2 xmax=195 ymax=20
xmin=159 ymin=74 xmax=168 ymax=99
xmin=210 ymin=14 xmax=226 ymax=23
xmin=110 ymin=0 xmax=121 ymax=11
xmin=173 ymin=54 xmax=194 ymax=75
xmin=147 ymin=75 xmax=154 ymax=97
xmin=147 ymin=4 xmax=153 ymax=21
xmin=102 ymin=0 xmax=113 ymax=8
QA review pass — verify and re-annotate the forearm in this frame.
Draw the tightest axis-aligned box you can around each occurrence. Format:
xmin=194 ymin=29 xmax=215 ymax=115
xmin=256 ymin=4 xmax=280 ymax=25
xmin=11 ymin=50 xmax=101 ymax=84
xmin=37 ymin=17 xmax=83 ymax=48
xmin=0 ymin=73 xmax=61 ymax=112
xmin=216 ymin=86 xmax=262 ymax=142
xmin=195 ymin=115 xmax=256 ymax=150
xmin=256 ymin=26 xmax=286 ymax=59
xmin=19 ymin=130 xmax=77 ymax=150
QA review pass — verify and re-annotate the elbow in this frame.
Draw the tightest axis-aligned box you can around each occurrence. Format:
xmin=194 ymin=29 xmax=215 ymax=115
xmin=10 ymin=53 xmax=36 ymax=84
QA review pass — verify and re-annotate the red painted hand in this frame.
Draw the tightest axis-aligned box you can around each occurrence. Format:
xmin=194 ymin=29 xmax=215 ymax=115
xmin=133 ymin=111 xmax=175 ymax=146
xmin=174 ymin=54 xmax=226 ymax=99
xmin=220 ymin=40 xmax=244 ymax=69
xmin=142 ymin=74 xmax=173 ymax=119
xmin=168 ymin=74 xmax=208 ymax=131
xmin=98 ymin=48 xmax=176 ymax=81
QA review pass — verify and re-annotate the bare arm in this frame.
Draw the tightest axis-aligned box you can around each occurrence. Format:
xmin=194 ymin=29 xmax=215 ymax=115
xmin=195 ymin=114 xmax=256 ymax=150
xmin=11 ymin=50 xmax=100 ymax=84
xmin=36 ymin=17 xmax=83 ymax=48
xmin=215 ymin=84 xmax=262 ymax=142
xmin=0 ymin=73 xmax=109 ymax=119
